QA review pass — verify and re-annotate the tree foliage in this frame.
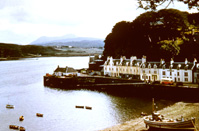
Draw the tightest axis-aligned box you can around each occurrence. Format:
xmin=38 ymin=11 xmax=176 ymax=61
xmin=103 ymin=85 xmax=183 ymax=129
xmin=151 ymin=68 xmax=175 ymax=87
xmin=103 ymin=9 xmax=199 ymax=61
xmin=137 ymin=0 xmax=199 ymax=11
xmin=0 ymin=43 xmax=57 ymax=58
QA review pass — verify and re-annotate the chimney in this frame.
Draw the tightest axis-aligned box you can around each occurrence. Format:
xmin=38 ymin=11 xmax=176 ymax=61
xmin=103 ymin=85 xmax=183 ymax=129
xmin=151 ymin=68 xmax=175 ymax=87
xmin=160 ymin=59 xmax=165 ymax=64
xmin=185 ymin=58 xmax=188 ymax=65
xmin=142 ymin=56 xmax=146 ymax=64
xmin=107 ymin=56 xmax=110 ymax=61
xmin=130 ymin=56 xmax=137 ymax=65
xmin=193 ymin=58 xmax=197 ymax=65
xmin=120 ymin=56 xmax=123 ymax=63
xmin=170 ymin=58 xmax=174 ymax=65
xmin=110 ymin=56 xmax=113 ymax=66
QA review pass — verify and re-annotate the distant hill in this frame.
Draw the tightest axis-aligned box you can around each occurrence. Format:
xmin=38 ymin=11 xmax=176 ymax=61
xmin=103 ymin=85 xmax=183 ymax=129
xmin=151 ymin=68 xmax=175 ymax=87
xmin=30 ymin=35 xmax=105 ymax=48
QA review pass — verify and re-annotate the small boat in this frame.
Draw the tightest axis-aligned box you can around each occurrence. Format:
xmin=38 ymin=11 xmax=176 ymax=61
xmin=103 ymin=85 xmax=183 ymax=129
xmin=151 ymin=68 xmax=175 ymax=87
xmin=36 ymin=113 xmax=43 ymax=117
xmin=9 ymin=125 xmax=19 ymax=129
xmin=144 ymin=113 xmax=195 ymax=130
xmin=75 ymin=105 xmax=84 ymax=109
xmin=143 ymin=98 xmax=195 ymax=130
xmin=85 ymin=106 xmax=92 ymax=110
xmin=19 ymin=116 xmax=24 ymax=121
xmin=19 ymin=126 xmax=25 ymax=131
xmin=6 ymin=104 xmax=14 ymax=109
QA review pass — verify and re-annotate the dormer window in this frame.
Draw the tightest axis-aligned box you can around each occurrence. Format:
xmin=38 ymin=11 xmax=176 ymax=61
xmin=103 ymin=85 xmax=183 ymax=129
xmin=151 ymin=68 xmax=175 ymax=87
xmin=170 ymin=65 xmax=173 ymax=69
xmin=163 ymin=65 xmax=165 ymax=69
xmin=154 ymin=64 xmax=157 ymax=69
xmin=197 ymin=64 xmax=199 ymax=68
xmin=148 ymin=64 xmax=151 ymax=69
xmin=177 ymin=64 xmax=181 ymax=70
xmin=185 ymin=65 xmax=188 ymax=70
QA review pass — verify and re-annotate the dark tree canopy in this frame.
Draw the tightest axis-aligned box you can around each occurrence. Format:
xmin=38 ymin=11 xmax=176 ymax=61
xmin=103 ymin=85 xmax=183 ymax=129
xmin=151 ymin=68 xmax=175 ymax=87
xmin=103 ymin=9 xmax=199 ymax=61
xmin=137 ymin=0 xmax=199 ymax=10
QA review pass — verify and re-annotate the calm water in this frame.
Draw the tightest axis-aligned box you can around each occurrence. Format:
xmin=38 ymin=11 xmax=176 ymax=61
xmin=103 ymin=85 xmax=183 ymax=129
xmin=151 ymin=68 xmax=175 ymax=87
xmin=0 ymin=57 xmax=174 ymax=131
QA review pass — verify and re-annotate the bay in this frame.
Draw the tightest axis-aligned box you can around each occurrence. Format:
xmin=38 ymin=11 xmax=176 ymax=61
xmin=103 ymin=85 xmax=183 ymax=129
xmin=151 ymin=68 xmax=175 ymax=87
xmin=0 ymin=57 xmax=174 ymax=131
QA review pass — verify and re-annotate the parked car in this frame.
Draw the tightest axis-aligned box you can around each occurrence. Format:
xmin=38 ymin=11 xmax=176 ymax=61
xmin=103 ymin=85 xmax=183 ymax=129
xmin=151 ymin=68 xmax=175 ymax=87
xmin=160 ymin=78 xmax=174 ymax=85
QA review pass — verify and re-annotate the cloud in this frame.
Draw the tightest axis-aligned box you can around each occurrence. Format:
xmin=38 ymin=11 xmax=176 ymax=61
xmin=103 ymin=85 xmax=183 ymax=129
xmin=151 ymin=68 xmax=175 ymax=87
xmin=0 ymin=0 xmax=197 ymax=44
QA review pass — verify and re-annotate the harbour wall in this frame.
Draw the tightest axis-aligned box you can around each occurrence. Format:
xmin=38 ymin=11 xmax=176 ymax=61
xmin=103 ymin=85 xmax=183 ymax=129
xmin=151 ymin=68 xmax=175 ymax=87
xmin=44 ymin=76 xmax=199 ymax=101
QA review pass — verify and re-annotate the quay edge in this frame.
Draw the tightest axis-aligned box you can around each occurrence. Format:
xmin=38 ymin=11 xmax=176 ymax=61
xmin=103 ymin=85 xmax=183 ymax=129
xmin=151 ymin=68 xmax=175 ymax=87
xmin=43 ymin=76 xmax=199 ymax=101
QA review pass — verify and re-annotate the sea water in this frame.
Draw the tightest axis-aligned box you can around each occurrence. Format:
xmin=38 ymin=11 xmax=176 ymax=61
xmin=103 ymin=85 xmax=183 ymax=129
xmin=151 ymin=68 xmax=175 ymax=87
xmin=0 ymin=57 xmax=174 ymax=131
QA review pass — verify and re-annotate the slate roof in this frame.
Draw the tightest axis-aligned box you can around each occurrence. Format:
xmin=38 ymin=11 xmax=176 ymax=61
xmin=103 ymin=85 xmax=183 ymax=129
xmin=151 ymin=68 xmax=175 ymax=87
xmin=54 ymin=66 xmax=77 ymax=73
xmin=105 ymin=58 xmax=195 ymax=70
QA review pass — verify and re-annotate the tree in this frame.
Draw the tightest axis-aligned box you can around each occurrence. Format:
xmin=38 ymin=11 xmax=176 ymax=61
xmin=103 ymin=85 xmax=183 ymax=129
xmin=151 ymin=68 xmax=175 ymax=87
xmin=103 ymin=21 xmax=132 ymax=58
xmin=103 ymin=9 xmax=194 ymax=61
xmin=158 ymin=39 xmax=182 ymax=60
xmin=130 ymin=9 xmax=189 ymax=60
xmin=137 ymin=0 xmax=199 ymax=11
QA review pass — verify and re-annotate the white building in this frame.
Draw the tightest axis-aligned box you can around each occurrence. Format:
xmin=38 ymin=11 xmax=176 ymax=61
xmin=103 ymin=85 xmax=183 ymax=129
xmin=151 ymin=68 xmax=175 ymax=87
xmin=104 ymin=56 xmax=198 ymax=83
xmin=54 ymin=66 xmax=77 ymax=77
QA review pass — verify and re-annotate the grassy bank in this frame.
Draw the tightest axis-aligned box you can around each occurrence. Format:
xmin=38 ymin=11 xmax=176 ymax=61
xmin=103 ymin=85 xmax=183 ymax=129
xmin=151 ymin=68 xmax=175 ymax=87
xmin=102 ymin=102 xmax=199 ymax=131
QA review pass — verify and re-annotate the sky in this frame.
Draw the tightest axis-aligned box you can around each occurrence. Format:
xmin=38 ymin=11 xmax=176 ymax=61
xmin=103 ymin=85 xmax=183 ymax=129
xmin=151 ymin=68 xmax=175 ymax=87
xmin=0 ymin=0 xmax=198 ymax=45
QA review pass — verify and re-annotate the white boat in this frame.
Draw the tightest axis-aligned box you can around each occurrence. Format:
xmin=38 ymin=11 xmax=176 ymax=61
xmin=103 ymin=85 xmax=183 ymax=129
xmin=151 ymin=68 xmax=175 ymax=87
xmin=6 ymin=104 xmax=14 ymax=109
xmin=143 ymin=98 xmax=195 ymax=130
xmin=144 ymin=114 xmax=195 ymax=130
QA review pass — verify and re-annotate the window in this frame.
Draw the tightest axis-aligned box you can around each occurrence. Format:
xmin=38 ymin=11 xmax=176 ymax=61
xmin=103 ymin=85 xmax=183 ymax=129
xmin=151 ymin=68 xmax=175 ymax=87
xmin=143 ymin=70 xmax=145 ymax=73
xmin=116 ymin=68 xmax=118 ymax=71
xmin=163 ymin=71 xmax=166 ymax=75
xmin=184 ymin=72 xmax=188 ymax=76
xmin=178 ymin=78 xmax=180 ymax=81
xmin=170 ymin=72 xmax=172 ymax=76
xmin=105 ymin=67 xmax=107 ymax=70
xmin=185 ymin=78 xmax=188 ymax=81
xmin=142 ymin=75 xmax=145 ymax=79
xmin=149 ymin=70 xmax=151 ymax=74
xmin=177 ymin=72 xmax=180 ymax=76
xmin=154 ymin=71 xmax=157 ymax=74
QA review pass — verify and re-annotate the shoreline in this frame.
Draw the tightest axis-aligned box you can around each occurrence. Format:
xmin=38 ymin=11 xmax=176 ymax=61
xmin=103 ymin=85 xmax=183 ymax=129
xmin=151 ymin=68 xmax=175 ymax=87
xmin=102 ymin=102 xmax=199 ymax=131
xmin=0 ymin=54 xmax=93 ymax=61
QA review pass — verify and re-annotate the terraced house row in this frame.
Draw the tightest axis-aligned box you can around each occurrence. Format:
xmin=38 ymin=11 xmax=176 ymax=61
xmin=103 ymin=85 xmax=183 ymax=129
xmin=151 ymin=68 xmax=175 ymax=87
xmin=103 ymin=56 xmax=199 ymax=83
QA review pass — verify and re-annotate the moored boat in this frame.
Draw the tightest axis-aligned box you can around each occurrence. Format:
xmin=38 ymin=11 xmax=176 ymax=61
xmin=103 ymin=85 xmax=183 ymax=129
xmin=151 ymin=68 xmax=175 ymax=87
xmin=19 ymin=115 xmax=24 ymax=121
xmin=143 ymin=98 xmax=195 ymax=130
xmin=144 ymin=114 xmax=195 ymax=130
xmin=36 ymin=113 xmax=43 ymax=117
xmin=6 ymin=104 xmax=14 ymax=109
xmin=19 ymin=126 xmax=25 ymax=131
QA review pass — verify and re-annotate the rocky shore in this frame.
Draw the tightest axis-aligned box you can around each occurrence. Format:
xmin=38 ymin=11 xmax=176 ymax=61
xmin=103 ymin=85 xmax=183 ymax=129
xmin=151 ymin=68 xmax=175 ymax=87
xmin=102 ymin=102 xmax=199 ymax=131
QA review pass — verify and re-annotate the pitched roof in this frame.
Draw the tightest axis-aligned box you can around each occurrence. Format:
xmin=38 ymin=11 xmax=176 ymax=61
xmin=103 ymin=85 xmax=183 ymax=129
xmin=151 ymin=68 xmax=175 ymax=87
xmin=54 ymin=66 xmax=77 ymax=73
xmin=105 ymin=57 xmax=195 ymax=70
xmin=54 ymin=67 xmax=66 ymax=72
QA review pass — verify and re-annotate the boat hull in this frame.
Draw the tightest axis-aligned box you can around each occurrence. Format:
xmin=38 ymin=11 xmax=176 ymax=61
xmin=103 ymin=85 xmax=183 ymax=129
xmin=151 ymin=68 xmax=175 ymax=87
xmin=144 ymin=118 xmax=195 ymax=130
